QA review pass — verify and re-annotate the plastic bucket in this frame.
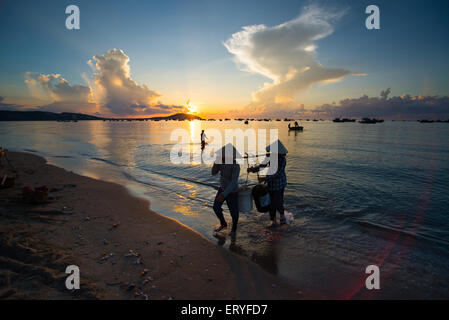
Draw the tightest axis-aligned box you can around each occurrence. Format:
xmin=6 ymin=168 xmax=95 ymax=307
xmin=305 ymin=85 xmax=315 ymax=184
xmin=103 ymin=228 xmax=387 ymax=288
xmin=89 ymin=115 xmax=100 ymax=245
xmin=252 ymin=184 xmax=271 ymax=213
xmin=238 ymin=187 xmax=253 ymax=212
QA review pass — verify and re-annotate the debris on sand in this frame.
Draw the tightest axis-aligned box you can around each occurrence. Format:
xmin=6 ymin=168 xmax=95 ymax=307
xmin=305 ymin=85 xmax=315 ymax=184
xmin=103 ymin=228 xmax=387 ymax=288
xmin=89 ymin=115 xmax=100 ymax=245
xmin=110 ymin=222 xmax=120 ymax=230
xmin=100 ymin=251 xmax=114 ymax=262
xmin=126 ymin=283 xmax=136 ymax=291
xmin=124 ymin=249 xmax=140 ymax=257
xmin=141 ymin=268 xmax=149 ymax=276
xmin=22 ymin=185 xmax=49 ymax=204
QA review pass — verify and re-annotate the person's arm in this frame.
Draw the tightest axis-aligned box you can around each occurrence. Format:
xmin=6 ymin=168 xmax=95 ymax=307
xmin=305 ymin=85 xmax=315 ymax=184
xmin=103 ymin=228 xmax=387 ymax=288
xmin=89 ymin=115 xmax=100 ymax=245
xmin=222 ymin=165 xmax=240 ymax=197
xmin=211 ymin=163 xmax=220 ymax=175
xmin=263 ymin=157 xmax=286 ymax=181
xmin=250 ymin=156 xmax=270 ymax=172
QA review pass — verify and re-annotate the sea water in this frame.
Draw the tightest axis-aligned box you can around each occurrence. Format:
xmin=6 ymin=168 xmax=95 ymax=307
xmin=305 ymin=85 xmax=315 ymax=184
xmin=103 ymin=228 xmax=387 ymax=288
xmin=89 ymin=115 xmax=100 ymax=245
xmin=1 ymin=120 xmax=448 ymax=298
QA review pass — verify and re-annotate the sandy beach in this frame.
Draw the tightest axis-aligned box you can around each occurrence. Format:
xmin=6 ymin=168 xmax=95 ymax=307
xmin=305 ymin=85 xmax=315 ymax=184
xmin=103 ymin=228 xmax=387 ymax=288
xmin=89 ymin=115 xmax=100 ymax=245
xmin=0 ymin=151 xmax=301 ymax=300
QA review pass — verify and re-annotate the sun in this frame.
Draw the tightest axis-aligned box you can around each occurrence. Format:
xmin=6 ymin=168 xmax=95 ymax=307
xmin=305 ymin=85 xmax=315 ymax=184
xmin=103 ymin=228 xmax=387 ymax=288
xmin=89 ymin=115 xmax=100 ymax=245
xmin=188 ymin=104 xmax=199 ymax=114
xmin=185 ymin=99 xmax=198 ymax=114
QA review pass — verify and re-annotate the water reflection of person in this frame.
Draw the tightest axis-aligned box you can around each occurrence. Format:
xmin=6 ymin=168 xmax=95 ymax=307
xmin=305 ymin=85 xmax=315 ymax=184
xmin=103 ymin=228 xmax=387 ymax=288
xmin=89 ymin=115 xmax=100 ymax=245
xmin=248 ymin=140 xmax=288 ymax=228
xmin=211 ymin=144 xmax=241 ymax=240
xmin=288 ymin=129 xmax=299 ymax=139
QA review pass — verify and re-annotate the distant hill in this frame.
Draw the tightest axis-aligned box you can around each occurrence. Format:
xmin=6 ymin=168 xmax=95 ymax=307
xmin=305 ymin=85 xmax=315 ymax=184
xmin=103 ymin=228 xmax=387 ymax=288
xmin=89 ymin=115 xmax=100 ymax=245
xmin=0 ymin=110 xmax=202 ymax=121
xmin=150 ymin=113 xmax=202 ymax=121
xmin=0 ymin=110 xmax=106 ymax=121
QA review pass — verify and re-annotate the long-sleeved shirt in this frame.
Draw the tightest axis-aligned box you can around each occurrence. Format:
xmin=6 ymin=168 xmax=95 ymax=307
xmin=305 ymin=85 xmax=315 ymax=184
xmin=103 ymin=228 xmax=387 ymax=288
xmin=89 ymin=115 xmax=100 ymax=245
xmin=211 ymin=162 xmax=240 ymax=197
xmin=253 ymin=155 xmax=287 ymax=191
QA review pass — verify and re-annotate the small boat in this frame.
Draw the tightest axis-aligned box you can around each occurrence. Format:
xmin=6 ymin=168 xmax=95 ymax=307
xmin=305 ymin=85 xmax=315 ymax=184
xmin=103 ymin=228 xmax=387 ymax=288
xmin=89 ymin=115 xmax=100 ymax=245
xmin=244 ymin=120 xmax=249 ymax=124
xmin=288 ymin=124 xmax=303 ymax=131
xmin=359 ymin=118 xmax=384 ymax=124
xmin=333 ymin=118 xmax=356 ymax=123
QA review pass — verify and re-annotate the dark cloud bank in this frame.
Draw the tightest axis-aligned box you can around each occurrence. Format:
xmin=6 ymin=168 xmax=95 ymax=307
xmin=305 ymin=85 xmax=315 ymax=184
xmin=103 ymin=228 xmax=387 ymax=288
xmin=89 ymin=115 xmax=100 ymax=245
xmin=312 ymin=89 xmax=449 ymax=120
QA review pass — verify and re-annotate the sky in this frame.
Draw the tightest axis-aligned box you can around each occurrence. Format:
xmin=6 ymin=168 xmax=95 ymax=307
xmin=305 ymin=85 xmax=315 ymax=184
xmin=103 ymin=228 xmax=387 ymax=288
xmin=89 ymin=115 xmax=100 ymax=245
xmin=0 ymin=0 xmax=449 ymax=119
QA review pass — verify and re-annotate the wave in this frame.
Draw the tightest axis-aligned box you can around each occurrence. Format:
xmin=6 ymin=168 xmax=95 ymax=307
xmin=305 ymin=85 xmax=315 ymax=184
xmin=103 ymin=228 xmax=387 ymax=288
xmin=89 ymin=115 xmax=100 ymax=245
xmin=136 ymin=166 xmax=219 ymax=190
xmin=122 ymin=171 xmax=214 ymax=208
xmin=90 ymin=157 xmax=124 ymax=168
xmin=51 ymin=155 xmax=73 ymax=159
xmin=23 ymin=148 xmax=38 ymax=153
xmin=356 ymin=219 xmax=449 ymax=248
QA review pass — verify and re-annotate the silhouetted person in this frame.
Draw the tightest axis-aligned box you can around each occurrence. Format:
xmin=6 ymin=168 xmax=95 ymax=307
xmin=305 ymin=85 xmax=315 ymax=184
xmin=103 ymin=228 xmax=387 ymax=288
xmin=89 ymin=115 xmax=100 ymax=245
xmin=248 ymin=140 xmax=287 ymax=228
xmin=211 ymin=144 xmax=241 ymax=239
xmin=201 ymin=130 xmax=207 ymax=150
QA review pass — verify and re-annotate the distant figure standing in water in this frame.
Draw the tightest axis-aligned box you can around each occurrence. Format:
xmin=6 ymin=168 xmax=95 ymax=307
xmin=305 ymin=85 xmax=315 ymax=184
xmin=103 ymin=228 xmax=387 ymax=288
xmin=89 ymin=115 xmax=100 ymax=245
xmin=200 ymin=130 xmax=207 ymax=150
xmin=211 ymin=143 xmax=241 ymax=239
xmin=248 ymin=140 xmax=287 ymax=228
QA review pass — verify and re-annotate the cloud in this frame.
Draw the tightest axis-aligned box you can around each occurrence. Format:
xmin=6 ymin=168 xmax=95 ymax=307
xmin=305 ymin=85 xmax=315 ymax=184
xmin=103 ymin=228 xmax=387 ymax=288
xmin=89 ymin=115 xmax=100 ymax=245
xmin=380 ymin=88 xmax=391 ymax=100
xmin=227 ymin=101 xmax=306 ymax=119
xmin=24 ymin=72 xmax=95 ymax=113
xmin=127 ymin=102 xmax=186 ymax=115
xmin=312 ymin=89 xmax=449 ymax=119
xmin=22 ymin=49 xmax=186 ymax=116
xmin=224 ymin=5 xmax=350 ymax=113
xmin=0 ymin=96 xmax=23 ymax=110
xmin=88 ymin=49 xmax=187 ymax=116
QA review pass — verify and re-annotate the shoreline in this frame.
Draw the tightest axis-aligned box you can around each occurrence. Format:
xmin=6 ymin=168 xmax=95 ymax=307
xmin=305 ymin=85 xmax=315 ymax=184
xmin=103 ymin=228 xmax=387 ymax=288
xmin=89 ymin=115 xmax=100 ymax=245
xmin=0 ymin=151 xmax=302 ymax=299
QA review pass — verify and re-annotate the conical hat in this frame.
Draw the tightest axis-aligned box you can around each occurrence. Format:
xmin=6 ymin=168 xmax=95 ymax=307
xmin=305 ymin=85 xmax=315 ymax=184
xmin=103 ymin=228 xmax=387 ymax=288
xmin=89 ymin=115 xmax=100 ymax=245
xmin=215 ymin=143 xmax=242 ymax=162
xmin=266 ymin=139 xmax=288 ymax=154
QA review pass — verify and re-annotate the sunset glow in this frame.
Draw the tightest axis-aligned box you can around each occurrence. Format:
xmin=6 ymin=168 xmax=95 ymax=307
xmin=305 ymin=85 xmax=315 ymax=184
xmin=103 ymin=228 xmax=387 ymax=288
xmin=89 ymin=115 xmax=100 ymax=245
xmin=1 ymin=0 xmax=449 ymax=303
xmin=0 ymin=1 xmax=448 ymax=120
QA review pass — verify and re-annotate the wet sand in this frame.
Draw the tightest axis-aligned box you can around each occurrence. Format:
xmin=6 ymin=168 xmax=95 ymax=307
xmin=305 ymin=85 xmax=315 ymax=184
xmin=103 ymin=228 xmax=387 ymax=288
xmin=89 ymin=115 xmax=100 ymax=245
xmin=0 ymin=151 xmax=301 ymax=300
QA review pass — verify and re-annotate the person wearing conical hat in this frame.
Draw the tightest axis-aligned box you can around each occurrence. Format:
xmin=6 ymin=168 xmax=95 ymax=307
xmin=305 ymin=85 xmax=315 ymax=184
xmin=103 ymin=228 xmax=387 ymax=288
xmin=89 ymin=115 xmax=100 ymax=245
xmin=211 ymin=143 xmax=241 ymax=239
xmin=248 ymin=139 xmax=288 ymax=228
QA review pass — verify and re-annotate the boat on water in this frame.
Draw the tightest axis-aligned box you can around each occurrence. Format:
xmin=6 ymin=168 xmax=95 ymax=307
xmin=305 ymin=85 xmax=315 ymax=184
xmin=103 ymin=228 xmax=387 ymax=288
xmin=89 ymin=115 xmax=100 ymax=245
xmin=359 ymin=118 xmax=384 ymax=124
xmin=288 ymin=123 xmax=303 ymax=131
xmin=333 ymin=118 xmax=356 ymax=123
xmin=418 ymin=119 xmax=435 ymax=123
